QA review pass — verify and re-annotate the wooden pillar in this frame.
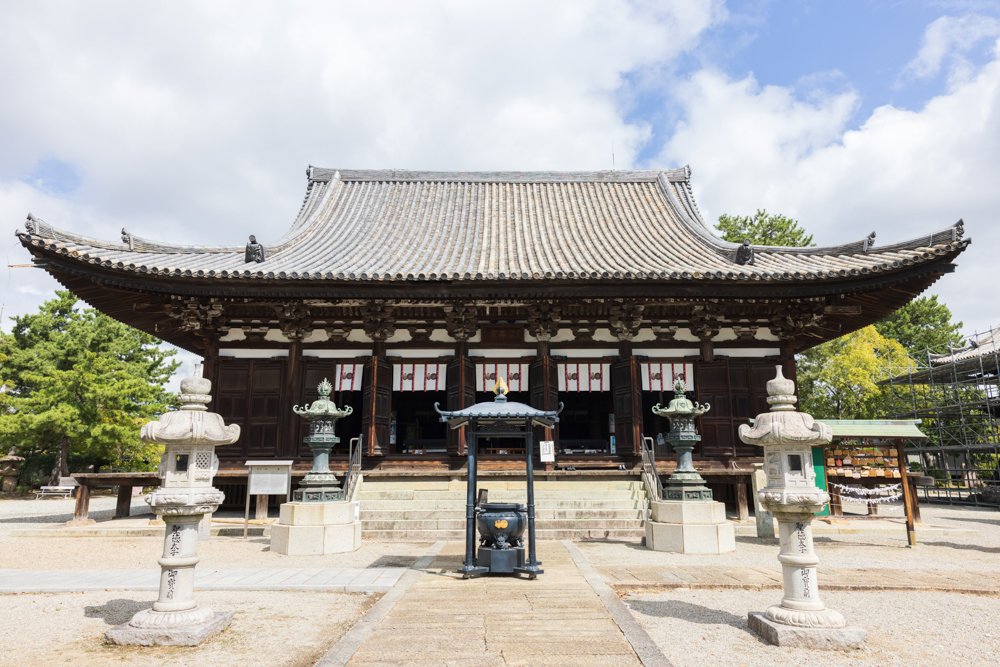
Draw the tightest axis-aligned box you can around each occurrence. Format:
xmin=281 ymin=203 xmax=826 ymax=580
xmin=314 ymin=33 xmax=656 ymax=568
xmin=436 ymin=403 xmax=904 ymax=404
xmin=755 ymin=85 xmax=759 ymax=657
xmin=281 ymin=338 xmax=304 ymax=457
xmin=612 ymin=339 xmax=642 ymax=456
xmin=447 ymin=340 xmax=475 ymax=457
xmin=530 ymin=339 xmax=559 ymax=470
xmin=255 ymin=493 xmax=269 ymax=521
xmin=66 ymin=482 xmax=95 ymax=527
xmin=362 ymin=341 xmax=392 ymax=456
xmin=736 ymin=481 xmax=749 ymax=522
xmin=700 ymin=338 xmax=714 ymax=362
xmin=114 ymin=484 xmax=132 ymax=518
xmin=201 ymin=339 xmax=220 ymax=411
xmin=780 ymin=338 xmax=797 ymax=386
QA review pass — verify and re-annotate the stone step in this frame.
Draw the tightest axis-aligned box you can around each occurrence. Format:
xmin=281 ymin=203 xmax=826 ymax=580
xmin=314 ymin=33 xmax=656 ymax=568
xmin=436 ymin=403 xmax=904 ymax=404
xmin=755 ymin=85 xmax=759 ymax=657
xmin=361 ymin=509 xmax=465 ymax=521
xmin=359 ymin=489 xmax=644 ymax=501
xmin=535 ymin=528 xmax=646 ymax=540
xmin=361 ymin=528 xmax=645 ymax=541
xmin=359 ymin=498 xmax=644 ymax=510
xmin=363 ymin=519 xmax=466 ymax=531
xmin=361 ymin=508 xmax=643 ymax=521
xmin=363 ymin=529 xmax=465 ymax=540
xmin=536 ymin=519 xmax=644 ymax=530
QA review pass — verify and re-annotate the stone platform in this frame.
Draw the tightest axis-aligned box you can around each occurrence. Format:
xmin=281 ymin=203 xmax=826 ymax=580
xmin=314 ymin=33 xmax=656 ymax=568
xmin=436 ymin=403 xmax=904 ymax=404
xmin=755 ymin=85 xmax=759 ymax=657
xmin=105 ymin=610 xmax=234 ymax=647
xmin=748 ymin=612 xmax=867 ymax=649
xmin=271 ymin=501 xmax=361 ymax=555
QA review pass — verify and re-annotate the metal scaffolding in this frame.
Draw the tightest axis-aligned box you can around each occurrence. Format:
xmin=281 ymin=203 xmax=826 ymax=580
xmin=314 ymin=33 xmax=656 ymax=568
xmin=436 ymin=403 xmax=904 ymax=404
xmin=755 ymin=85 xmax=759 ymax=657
xmin=880 ymin=326 xmax=1000 ymax=508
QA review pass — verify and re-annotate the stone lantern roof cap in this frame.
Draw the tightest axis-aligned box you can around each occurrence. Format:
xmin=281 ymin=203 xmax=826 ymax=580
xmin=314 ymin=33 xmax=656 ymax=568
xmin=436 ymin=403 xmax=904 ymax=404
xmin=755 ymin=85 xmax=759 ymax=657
xmin=293 ymin=378 xmax=354 ymax=421
xmin=652 ymin=378 xmax=710 ymax=418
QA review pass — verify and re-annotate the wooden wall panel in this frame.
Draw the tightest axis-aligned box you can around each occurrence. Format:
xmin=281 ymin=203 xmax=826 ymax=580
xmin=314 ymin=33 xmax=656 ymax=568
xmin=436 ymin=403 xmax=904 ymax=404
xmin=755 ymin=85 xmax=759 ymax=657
xmin=214 ymin=359 xmax=284 ymax=459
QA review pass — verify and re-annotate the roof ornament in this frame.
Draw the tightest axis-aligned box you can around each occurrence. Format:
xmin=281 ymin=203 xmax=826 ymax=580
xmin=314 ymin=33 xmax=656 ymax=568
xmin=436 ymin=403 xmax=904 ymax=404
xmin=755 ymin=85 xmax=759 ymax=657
xmin=735 ymin=239 xmax=755 ymax=266
xmin=24 ymin=213 xmax=39 ymax=235
xmin=245 ymin=235 xmax=266 ymax=263
xmin=863 ymin=231 xmax=876 ymax=253
xmin=493 ymin=377 xmax=510 ymax=399
xmin=121 ymin=228 xmax=133 ymax=250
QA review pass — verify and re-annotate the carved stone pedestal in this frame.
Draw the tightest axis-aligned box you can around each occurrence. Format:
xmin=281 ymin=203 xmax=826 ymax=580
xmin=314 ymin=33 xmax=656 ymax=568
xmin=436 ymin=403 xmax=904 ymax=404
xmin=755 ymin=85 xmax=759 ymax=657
xmin=106 ymin=515 xmax=233 ymax=646
xmin=271 ymin=500 xmax=361 ymax=555
xmin=644 ymin=500 xmax=735 ymax=554
xmin=749 ymin=613 xmax=866 ymax=650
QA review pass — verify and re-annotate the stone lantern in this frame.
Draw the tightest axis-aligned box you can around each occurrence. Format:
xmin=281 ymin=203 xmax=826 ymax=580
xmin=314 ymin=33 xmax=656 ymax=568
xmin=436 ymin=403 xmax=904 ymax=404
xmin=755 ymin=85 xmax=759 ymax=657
xmin=645 ymin=379 xmax=735 ymax=554
xmin=292 ymin=378 xmax=353 ymax=502
xmin=738 ymin=366 xmax=866 ymax=649
xmin=271 ymin=378 xmax=361 ymax=555
xmin=1 ymin=448 xmax=25 ymax=494
xmin=105 ymin=376 xmax=240 ymax=646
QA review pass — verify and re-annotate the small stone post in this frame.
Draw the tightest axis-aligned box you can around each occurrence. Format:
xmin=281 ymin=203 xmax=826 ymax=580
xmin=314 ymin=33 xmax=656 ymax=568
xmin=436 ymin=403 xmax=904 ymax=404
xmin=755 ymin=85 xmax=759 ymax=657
xmin=105 ymin=376 xmax=240 ymax=646
xmin=751 ymin=463 xmax=774 ymax=538
xmin=738 ymin=366 xmax=865 ymax=649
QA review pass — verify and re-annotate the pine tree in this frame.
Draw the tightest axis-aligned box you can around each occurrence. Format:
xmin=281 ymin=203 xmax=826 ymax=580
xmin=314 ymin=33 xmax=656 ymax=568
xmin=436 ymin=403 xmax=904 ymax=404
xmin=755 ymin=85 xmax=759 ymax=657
xmin=716 ymin=209 xmax=815 ymax=247
xmin=0 ymin=291 xmax=179 ymax=483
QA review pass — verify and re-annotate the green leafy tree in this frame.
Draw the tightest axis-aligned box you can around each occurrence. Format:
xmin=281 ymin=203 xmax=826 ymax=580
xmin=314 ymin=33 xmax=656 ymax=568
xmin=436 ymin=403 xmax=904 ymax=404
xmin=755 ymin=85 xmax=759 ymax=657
xmin=798 ymin=326 xmax=913 ymax=420
xmin=716 ymin=209 xmax=815 ymax=247
xmin=873 ymin=295 xmax=965 ymax=357
xmin=0 ymin=291 xmax=179 ymax=482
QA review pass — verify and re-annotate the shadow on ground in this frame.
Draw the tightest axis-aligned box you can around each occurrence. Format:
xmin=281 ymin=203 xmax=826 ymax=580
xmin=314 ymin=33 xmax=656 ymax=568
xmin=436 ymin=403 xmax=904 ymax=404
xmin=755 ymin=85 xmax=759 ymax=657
xmin=625 ymin=598 xmax=746 ymax=627
xmin=919 ymin=540 xmax=1000 ymax=554
xmin=367 ymin=555 xmax=419 ymax=568
xmin=84 ymin=599 xmax=154 ymax=625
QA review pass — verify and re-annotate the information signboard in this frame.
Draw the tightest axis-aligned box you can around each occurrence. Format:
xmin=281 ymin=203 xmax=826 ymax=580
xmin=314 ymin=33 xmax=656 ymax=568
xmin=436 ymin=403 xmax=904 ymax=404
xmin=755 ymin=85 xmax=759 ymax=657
xmin=243 ymin=460 xmax=294 ymax=539
xmin=540 ymin=441 xmax=555 ymax=463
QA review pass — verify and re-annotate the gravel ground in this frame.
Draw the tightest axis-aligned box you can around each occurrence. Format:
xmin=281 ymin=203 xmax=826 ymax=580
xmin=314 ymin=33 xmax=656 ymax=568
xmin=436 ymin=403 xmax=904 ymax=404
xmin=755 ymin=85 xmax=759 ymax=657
xmin=579 ymin=505 xmax=1000 ymax=574
xmin=0 ymin=535 xmax=431 ymax=570
xmin=625 ymin=588 xmax=1000 ymax=667
xmin=0 ymin=589 xmax=375 ymax=667
xmin=0 ymin=494 xmax=148 ymax=531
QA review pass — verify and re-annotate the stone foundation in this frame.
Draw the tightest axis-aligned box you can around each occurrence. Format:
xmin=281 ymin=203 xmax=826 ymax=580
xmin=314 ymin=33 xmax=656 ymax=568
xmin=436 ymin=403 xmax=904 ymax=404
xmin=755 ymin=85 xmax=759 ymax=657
xmin=748 ymin=612 xmax=866 ymax=649
xmin=270 ymin=500 xmax=361 ymax=555
xmin=105 ymin=610 xmax=234 ymax=646
xmin=644 ymin=500 xmax=735 ymax=554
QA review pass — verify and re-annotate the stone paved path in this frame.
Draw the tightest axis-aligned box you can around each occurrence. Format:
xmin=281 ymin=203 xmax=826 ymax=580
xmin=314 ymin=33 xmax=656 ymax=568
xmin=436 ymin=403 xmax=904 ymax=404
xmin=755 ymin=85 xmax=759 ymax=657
xmin=0 ymin=566 xmax=406 ymax=593
xmin=338 ymin=541 xmax=648 ymax=667
xmin=596 ymin=565 xmax=1000 ymax=595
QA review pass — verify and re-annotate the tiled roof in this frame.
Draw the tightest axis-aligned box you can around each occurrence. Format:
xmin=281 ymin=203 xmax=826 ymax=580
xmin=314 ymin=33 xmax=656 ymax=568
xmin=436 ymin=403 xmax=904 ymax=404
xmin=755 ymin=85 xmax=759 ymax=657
xmin=17 ymin=167 xmax=970 ymax=283
xmin=929 ymin=326 xmax=1000 ymax=364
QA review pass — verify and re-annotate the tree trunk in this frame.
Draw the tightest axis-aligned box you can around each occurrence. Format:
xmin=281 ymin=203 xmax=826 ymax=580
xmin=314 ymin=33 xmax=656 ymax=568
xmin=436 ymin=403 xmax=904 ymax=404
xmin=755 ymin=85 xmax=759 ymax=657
xmin=50 ymin=436 xmax=69 ymax=483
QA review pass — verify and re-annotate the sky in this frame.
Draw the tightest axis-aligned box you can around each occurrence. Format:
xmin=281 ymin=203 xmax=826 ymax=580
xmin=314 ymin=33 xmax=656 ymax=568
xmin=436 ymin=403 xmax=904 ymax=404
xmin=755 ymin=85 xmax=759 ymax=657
xmin=2 ymin=0 xmax=999 ymax=385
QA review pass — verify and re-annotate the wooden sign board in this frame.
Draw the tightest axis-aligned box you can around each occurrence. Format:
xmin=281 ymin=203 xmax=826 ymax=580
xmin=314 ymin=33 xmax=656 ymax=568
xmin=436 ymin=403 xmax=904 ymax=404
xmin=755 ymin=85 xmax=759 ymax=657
xmin=481 ymin=324 xmax=525 ymax=347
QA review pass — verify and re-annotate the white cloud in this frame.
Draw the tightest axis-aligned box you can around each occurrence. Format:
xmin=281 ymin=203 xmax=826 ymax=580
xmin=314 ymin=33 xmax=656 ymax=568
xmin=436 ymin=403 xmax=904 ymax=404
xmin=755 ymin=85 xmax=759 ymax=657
xmin=661 ymin=27 xmax=1000 ymax=335
xmin=901 ymin=14 xmax=1000 ymax=81
xmin=0 ymin=0 xmax=720 ymax=338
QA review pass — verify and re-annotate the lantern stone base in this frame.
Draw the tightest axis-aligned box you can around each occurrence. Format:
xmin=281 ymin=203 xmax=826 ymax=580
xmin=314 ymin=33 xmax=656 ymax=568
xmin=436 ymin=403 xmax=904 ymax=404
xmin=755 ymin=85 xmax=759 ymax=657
xmin=644 ymin=500 xmax=735 ymax=554
xmin=270 ymin=501 xmax=361 ymax=555
xmin=105 ymin=609 xmax=234 ymax=646
xmin=748 ymin=612 xmax=866 ymax=650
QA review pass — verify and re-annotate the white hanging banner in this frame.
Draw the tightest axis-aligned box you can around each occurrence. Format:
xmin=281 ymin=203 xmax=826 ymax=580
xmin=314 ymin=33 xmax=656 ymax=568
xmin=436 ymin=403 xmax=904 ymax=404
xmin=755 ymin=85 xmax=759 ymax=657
xmin=334 ymin=364 xmax=364 ymax=391
xmin=558 ymin=363 xmax=610 ymax=392
xmin=476 ymin=363 xmax=529 ymax=392
xmin=641 ymin=363 xmax=694 ymax=392
xmin=393 ymin=363 xmax=447 ymax=391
